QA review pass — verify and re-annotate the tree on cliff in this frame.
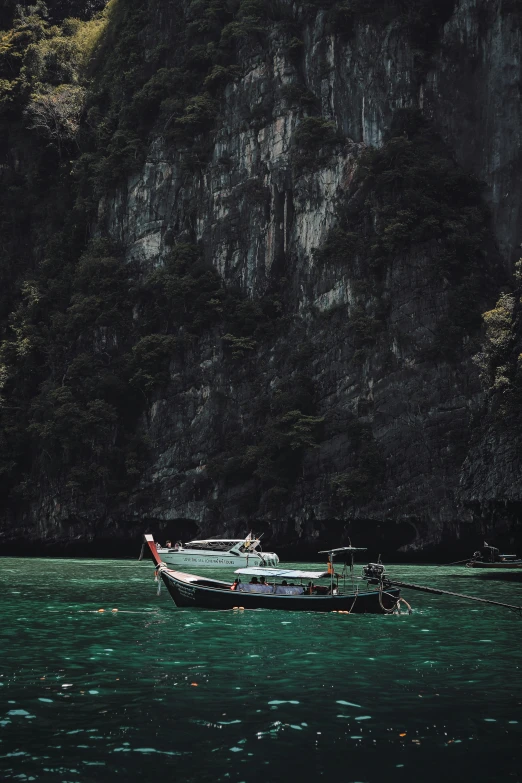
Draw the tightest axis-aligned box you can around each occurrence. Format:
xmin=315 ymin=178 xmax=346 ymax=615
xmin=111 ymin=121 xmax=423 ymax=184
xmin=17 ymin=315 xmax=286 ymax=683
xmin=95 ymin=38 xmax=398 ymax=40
xmin=26 ymin=84 xmax=85 ymax=153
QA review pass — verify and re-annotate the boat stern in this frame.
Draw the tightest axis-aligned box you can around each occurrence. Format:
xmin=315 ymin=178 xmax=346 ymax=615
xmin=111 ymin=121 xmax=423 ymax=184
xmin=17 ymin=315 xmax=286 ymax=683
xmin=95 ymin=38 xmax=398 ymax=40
xmin=260 ymin=552 xmax=279 ymax=567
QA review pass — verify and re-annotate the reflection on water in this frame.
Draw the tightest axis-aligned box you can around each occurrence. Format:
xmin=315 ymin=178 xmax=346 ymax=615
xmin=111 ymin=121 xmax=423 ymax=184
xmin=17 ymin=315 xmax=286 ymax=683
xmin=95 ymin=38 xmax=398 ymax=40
xmin=0 ymin=557 xmax=521 ymax=782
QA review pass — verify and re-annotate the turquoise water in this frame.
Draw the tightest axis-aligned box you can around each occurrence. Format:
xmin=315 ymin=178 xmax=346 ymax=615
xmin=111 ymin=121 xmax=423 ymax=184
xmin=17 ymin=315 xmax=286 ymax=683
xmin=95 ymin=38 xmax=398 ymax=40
xmin=0 ymin=558 xmax=521 ymax=782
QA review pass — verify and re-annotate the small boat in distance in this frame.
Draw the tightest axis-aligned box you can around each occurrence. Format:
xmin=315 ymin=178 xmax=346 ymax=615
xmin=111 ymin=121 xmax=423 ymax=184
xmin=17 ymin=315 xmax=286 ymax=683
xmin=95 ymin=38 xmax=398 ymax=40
xmin=466 ymin=543 xmax=522 ymax=569
xmin=143 ymin=535 xmax=402 ymax=613
xmin=149 ymin=533 xmax=279 ymax=568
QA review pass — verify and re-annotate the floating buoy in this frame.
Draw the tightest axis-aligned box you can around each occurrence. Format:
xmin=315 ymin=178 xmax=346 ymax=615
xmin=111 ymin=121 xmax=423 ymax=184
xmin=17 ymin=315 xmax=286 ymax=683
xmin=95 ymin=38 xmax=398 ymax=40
xmin=238 ymin=607 xmax=245 ymax=610
xmin=98 ymin=609 xmax=105 ymax=613
xmin=111 ymin=609 xmax=118 ymax=613
xmin=232 ymin=606 xmax=239 ymax=610
xmin=191 ymin=683 xmax=198 ymax=687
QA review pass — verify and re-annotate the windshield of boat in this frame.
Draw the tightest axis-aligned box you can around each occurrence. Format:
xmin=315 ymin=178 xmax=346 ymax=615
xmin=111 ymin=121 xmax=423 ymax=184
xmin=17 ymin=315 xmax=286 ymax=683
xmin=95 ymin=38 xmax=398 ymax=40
xmin=237 ymin=541 xmax=260 ymax=552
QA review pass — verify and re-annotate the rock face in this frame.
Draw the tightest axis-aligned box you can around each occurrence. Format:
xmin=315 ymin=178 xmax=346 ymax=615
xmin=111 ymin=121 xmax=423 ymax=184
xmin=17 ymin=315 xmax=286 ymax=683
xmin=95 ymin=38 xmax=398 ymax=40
xmin=98 ymin=0 xmax=522 ymax=555
xmin=3 ymin=0 xmax=522 ymax=557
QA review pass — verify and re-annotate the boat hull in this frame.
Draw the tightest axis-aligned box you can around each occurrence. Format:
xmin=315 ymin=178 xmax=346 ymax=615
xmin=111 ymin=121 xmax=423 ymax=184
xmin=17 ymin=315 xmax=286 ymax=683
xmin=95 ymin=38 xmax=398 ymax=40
xmin=159 ymin=551 xmax=278 ymax=568
xmin=160 ymin=569 xmax=400 ymax=613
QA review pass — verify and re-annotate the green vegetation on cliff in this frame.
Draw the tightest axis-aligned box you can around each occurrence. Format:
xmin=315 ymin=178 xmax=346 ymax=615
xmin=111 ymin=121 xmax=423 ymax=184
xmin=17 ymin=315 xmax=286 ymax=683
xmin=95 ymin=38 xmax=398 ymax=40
xmin=475 ymin=262 xmax=522 ymax=420
xmin=0 ymin=0 xmax=508 ymax=525
xmin=0 ymin=0 xmax=271 ymax=511
xmin=314 ymin=110 xmax=501 ymax=358
xmin=208 ymin=373 xmax=323 ymax=509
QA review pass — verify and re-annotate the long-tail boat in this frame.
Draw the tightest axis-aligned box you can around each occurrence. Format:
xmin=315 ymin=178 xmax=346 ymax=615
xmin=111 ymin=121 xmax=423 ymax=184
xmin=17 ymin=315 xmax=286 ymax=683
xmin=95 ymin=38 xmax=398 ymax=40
xmin=143 ymin=535 xmax=401 ymax=613
xmin=466 ymin=543 xmax=522 ymax=569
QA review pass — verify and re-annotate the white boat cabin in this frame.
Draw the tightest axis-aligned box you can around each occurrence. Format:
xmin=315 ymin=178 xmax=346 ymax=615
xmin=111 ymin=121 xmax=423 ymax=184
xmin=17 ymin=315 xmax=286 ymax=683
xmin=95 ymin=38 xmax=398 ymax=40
xmin=153 ymin=535 xmax=279 ymax=568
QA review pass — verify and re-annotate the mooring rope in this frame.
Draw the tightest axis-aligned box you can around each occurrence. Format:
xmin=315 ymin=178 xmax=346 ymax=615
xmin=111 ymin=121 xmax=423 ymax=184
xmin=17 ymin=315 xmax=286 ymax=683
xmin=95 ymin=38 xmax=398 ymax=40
xmin=347 ymin=588 xmax=358 ymax=614
xmin=378 ymin=582 xmax=400 ymax=614
xmin=384 ymin=579 xmax=522 ymax=616
xmin=435 ymin=558 xmax=470 ymax=567
xmin=154 ymin=562 xmax=167 ymax=595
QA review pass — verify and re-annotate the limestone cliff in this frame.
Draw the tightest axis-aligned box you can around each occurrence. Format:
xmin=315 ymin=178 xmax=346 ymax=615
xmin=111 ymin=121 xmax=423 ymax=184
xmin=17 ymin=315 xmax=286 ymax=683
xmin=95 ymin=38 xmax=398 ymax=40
xmin=1 ymin=0 xmax=522 ymax=557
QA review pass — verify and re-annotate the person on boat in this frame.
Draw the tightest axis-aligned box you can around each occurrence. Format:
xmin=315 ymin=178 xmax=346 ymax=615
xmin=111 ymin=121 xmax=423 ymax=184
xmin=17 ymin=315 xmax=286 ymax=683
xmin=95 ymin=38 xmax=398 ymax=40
xmin=286 ymin=582 xmax=303 ymax=595
xmin=259 ymin=576 xmax=272 ymax=593
xmin=258 ymin=575 xmax=273 ymax=594
xmin=249 ymin=576 xmax=259 ymax=585
xmin=166 ymin=540 xmax=172 ymax=549
xmin=230 ymin=578 xmax=240 ymax=591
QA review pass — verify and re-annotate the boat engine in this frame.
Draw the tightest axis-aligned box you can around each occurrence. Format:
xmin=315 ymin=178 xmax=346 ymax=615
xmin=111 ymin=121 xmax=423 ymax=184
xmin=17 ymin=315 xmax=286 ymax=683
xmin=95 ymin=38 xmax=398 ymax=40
xmin=363 ymin=562 xmax=387 ymax=585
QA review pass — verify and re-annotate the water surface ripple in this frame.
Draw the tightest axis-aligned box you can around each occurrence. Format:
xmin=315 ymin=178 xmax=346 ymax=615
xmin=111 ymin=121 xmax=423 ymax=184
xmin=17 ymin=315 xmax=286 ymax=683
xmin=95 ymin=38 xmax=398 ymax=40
xmin=0 ymin=558 xmax=521 ymax=782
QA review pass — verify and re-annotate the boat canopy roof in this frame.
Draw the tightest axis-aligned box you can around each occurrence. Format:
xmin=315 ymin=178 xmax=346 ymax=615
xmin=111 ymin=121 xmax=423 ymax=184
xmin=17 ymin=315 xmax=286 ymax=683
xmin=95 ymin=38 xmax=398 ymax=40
xmin=234 ymin=567 xmax=329 ymax=579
